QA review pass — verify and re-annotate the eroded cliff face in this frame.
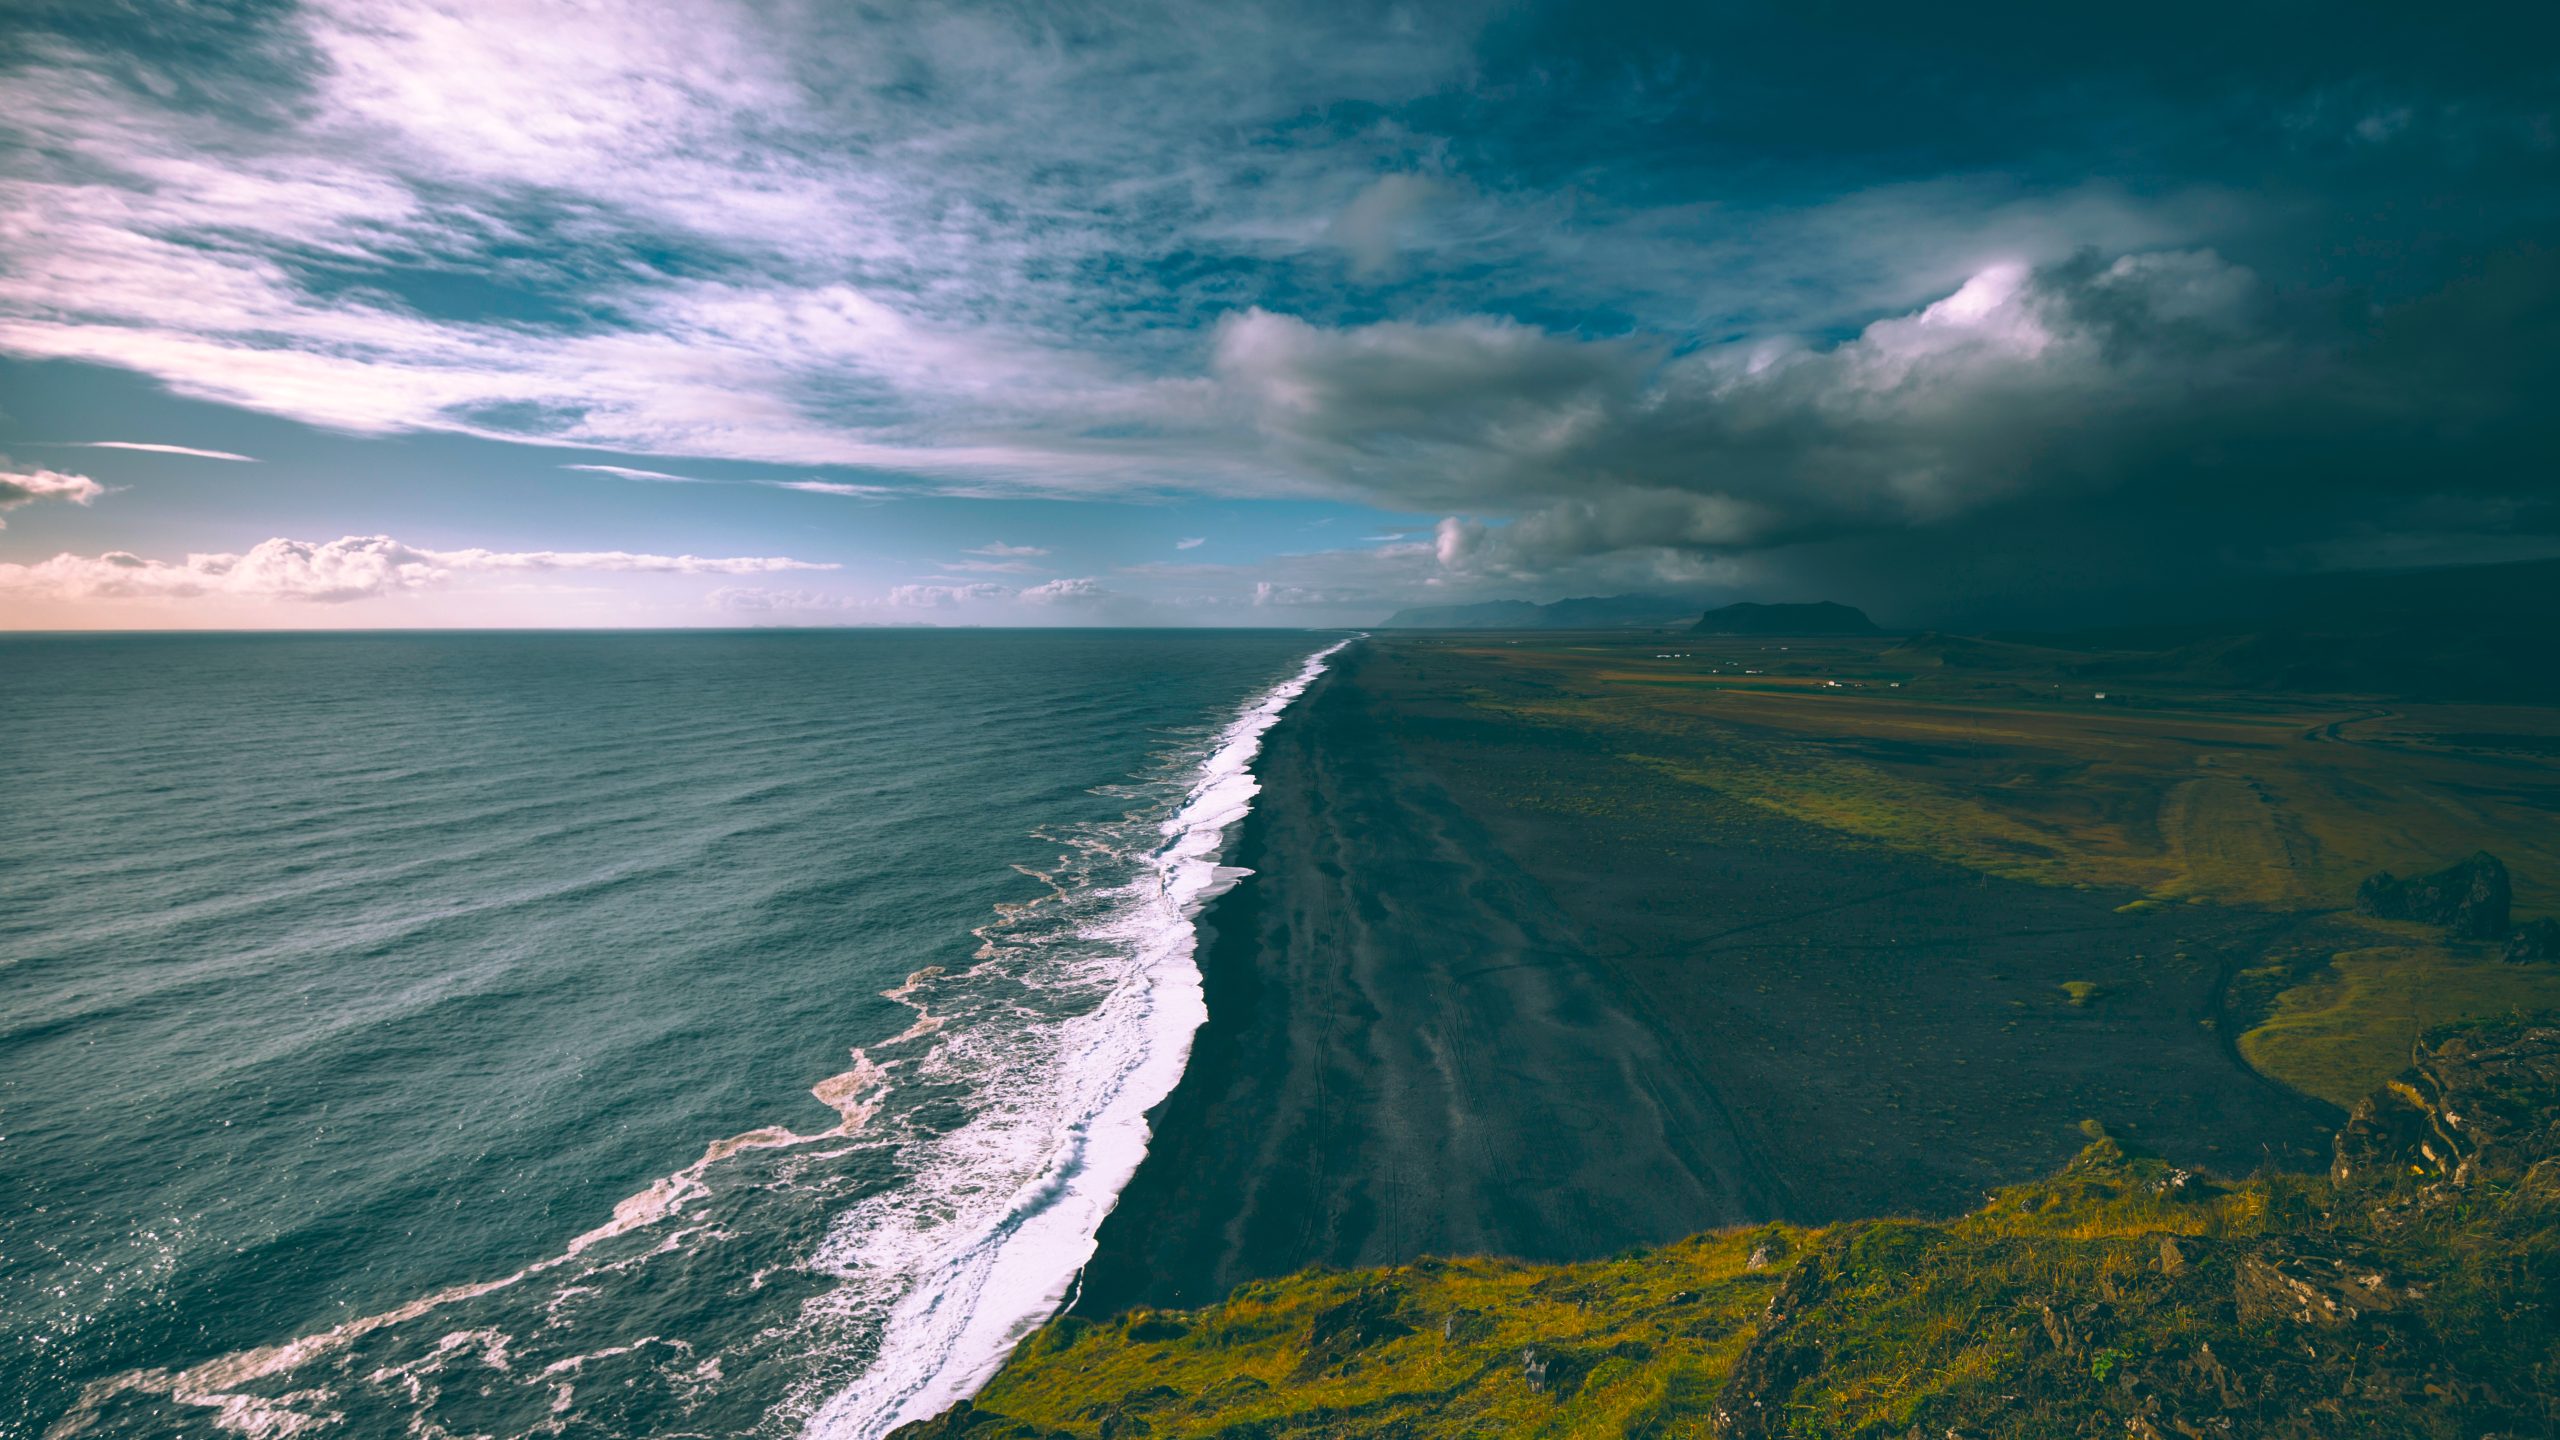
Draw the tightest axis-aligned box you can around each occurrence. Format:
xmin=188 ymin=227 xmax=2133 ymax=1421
xmin=2331 ymin=1019 xmax=2560 ymax=1186
xmin=896 ymin=1019 xmax=2560 ymax=1440
xmin=1709 ymin=1020 xmax=2560 ymax=1440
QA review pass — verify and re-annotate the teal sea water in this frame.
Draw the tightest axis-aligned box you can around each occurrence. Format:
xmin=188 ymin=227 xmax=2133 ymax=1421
xmin=0 ymin=629 xmax=1342 ymax=1439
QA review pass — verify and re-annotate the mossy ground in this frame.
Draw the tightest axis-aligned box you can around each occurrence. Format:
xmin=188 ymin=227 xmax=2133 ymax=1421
xmin=1405 ymin=634 xmax=2560 ymax=1106
xmin=2236 ymin=940 xmax=2560 ymax=1105
xmin=896 ymin=631 xmax=2560 ymax=1439
xmin=1442 ymin=635 xmax=2560 ymax=917
xmin=911 ymin=1031 xmax=2560 ymax=1439
xmin=971 ymin=1229 xmax=1782 ymax=1439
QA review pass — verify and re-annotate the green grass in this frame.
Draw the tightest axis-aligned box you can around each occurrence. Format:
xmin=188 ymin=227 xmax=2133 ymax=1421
xmin=960 ymin=1230 xmax=1787 ymax=1438
xmin=1404 ymin=636 xmax=2560 ymax=1112
xmin=1432 ymin=634 xmax=2560 ymax=917
xmin=2238 ymin=940 xmax=2560 ymax=1106
xmin=906 ymin=1021 xmax=2560 ymax=1439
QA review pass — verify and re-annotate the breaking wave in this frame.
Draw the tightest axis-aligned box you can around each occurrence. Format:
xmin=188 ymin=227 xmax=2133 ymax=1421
xmin=47 ymin=636 xmax=1351 ymax=1440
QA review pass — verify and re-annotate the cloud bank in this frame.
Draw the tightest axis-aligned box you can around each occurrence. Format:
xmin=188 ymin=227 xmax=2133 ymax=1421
xmin=3 ymin=0 xmax=2555 ymax=621
xmin=0 ymin=534 xmax=833 ymax=603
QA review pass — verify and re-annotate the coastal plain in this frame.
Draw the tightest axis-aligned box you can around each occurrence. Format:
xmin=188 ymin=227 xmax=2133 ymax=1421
xmin=1075 ymin=632 xmax=2511 ymax=1310
xmin=918 ymin=628 xmax=2560 ymax=1439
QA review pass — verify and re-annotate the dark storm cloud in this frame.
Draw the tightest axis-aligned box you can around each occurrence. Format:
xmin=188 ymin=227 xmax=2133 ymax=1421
xmin=2 ymin=0 xmax=2556 ymax=619
xmin=1217 ymin=235 xmax=2560 ymax=611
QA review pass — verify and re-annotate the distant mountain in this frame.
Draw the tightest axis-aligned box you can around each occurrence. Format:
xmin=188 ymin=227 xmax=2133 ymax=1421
xmin=1378 ymin=599 xmax=1547 ymax=629
xmin=2037 ymin=558 xmax=2560 ymax=702
xmin=1690 ymin=600 xmax=1880 ymax=635
xmin=1378 ymin=593 xmax=1706 ymax=629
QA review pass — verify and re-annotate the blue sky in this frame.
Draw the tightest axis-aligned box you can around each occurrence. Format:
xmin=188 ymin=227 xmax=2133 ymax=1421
xmin=2 ymin=0 xmax=2554 ymax=627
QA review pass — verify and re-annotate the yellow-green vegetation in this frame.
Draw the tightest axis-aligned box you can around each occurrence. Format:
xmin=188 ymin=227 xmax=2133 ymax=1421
xmin=1403 ymin=634 xmax=2560 ymax=1107
xmin=968 ymin=1229 xmax=1783 ymax=1438
xmin=1434 ymin=635 xmax=2560 ymax=917
xmin=2237 ymin=941 xmax=2560 ymax=1106
xmin=905 ymin=1020 xmax=2560 ymax=1440
xmin=2060 ymin=980 xmax=2102 ymax=1006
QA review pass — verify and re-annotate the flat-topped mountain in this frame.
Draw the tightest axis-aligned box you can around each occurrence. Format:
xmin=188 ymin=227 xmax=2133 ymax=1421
xmin=1690 ymin=600 xmax=1880 ymax=635
xmin=1378 ymin=593 xmax=1706 ymax=629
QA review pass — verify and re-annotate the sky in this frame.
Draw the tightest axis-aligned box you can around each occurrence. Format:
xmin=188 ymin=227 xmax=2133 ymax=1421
xmin=1 ymin=0 xmax=2555 ymax=629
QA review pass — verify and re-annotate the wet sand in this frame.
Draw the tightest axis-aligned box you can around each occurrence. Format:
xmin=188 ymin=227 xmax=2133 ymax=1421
xmin=1077 ymin=640 xmax=2337 ymax=1313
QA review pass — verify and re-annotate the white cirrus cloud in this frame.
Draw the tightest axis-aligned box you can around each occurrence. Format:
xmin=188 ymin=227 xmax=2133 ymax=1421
xmin=1324 ymin=172 xmax=1455 ymax=279
xmin=563 ymin=463 xmax=720 ymax=483
xmin=567 ymin=466 xmax=898 ymax=499
xmin=0 ymin=534 xmax=834 ymax=603
xmin=966 ymin=541 xmax=1050 ymax=557
xmin=0 ymin=465 xmax=108 ymax=527
xmin=767 ymin=480 xmax=898 ymax=498
xmin=60 ymin=442 xmax=261 ymax=462
xmin=0 ymin=1 xmax=1475 ymax=493
xmin=1175 ymin=536 xmax=1206 ymax=549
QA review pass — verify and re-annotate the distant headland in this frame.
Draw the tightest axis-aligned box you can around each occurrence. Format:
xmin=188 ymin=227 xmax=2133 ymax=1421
xmin=1379 ymin=593 xmax=1885 ymax=634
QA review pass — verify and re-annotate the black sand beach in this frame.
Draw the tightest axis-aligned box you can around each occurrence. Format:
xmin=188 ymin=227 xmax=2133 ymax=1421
xmin=1077 ymin=640 xmax=2338 ymax=1314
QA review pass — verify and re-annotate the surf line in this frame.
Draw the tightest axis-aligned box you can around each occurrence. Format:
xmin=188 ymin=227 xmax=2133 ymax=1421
xmin=807 ymin=636 xmax=1357 ymax=1440
xmin=48 ymin=635 xmax=1358 ymax=1440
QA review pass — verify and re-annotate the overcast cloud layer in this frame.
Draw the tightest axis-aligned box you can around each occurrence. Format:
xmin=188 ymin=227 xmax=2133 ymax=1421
xmin=2 ymin=0 xmax=2555 ymax=624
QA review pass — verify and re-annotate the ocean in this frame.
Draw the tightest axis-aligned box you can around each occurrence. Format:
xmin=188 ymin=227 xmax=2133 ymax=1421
xmin=0 ymin=629 xmax=1346 ymax=1439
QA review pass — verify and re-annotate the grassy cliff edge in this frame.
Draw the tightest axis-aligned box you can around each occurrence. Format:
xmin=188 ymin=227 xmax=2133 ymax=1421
xmin=901 ymin=1018 xmax=2560 ymax=1440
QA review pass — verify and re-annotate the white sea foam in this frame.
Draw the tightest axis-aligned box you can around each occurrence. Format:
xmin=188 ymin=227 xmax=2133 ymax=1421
xmin=45 ymin=637 xmax=1354 ymax=1440
xmin=50 ymin=1053 xmax=893 ymax=1440
xmin=801 ymin=636 xmax=1353 ymax=1439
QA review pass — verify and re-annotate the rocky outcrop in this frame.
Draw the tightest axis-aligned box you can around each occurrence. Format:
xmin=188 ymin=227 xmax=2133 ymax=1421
xmin=1707 ymin=1017 xmax=2560 ymax=1440
xmin=2332 ymin=1018 xmax=2560 ymax=1186
xmin=2507 ymin=916 xmax=2560 ymax=963
xmin=888 ymin=1402 xmax=1071 ymax=1440
xmin=1291 ymin=1284 xmax=1414 ymax=1379
xmin=2353 ymin=850 xmax=2512 ymax=938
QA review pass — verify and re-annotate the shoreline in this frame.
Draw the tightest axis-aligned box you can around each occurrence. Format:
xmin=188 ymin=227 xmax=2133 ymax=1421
xmin=827 ymin=636 xmax=1354 ymax=1435
xmin=1077 ymin=638 xmax=2338 ymax=1313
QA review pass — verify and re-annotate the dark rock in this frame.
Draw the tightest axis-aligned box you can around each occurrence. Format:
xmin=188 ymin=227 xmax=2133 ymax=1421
xmin=1521 ymin=1338 xmax=1654 ymax=1402
xmin=2232 ymin=1238 xmax=2408 ymax=1326
xmin=1188 ymin=1376 xmax=1268 ymax=1413
xmin=2507 ymin=916 xmax=2560 ymax=963
xmin=1293 ymin=1284 xmax=1414 ymax=1378
xmin=1710 ymin=1244 xmax=1837 ymax=1438
xmin=1123 ymin=1312 xmax=1190 ymax=1343
xmin=2332 ymin=1019 xmax=2560 ymax=1186
xmin=2353 ymin=851 xmax=2512 ymax=938
xmin=884 ymin=1401 xmax=1074 ymax=1440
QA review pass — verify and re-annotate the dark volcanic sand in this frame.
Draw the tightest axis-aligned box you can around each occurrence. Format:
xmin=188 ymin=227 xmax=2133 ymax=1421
xmin=1077 ymin=640 xmax=2338 ymax=1313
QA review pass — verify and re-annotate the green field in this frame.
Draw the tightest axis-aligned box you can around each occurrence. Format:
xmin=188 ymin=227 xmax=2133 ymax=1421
xmin=2238 ymin=941 xmax=2560 ymax=1106
xmin=1403 ymin=631 xmax=2560 ymax=1103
